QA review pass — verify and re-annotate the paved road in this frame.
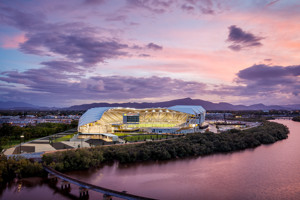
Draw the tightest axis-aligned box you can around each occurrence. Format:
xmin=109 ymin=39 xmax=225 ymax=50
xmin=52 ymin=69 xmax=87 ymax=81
xmin=4 ymin=128 xmax=77 ymax=155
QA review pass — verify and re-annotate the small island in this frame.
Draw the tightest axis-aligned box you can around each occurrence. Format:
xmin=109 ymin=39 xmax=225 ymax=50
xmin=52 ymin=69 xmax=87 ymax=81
xmin=292 ymin=116 xmax=300 ymax=122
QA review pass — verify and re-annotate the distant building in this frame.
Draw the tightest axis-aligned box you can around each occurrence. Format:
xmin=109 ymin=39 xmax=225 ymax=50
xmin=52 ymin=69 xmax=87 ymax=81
xmin=206 ymin=113 xmax=233 ymax=120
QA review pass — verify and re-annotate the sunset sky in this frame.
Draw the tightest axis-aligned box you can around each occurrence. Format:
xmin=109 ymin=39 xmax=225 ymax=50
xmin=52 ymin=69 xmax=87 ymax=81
xmin=0 ymin=0 xmax=299 ymax=107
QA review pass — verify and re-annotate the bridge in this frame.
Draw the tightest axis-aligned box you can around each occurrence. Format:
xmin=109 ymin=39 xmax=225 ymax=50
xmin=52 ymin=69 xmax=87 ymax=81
xmin=275 ymin=117 xmax=293 ymax=120
xmin=43 ymin=165 xmax=156 ymax=200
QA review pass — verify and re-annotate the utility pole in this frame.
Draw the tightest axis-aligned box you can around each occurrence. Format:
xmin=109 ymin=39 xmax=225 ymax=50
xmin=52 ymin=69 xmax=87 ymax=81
xmin=20 ymin=135 xmax=24 ymax=154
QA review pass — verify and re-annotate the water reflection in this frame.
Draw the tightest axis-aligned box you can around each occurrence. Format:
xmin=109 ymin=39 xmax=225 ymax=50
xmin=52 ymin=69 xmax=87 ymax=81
xmin=1 ymin=120 xmax=300 ymax=199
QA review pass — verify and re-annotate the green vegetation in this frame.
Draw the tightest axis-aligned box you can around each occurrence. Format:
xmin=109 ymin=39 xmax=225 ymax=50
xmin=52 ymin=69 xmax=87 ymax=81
xmin=0 ymin=155 xmax=44 ymax=185
xmin=42 ymin=121 xmax=289 ymax=172
xmin=0 ymin=122 xmax=78 ymax=151
xmin=292 ymin=116 xmax=300 ymax=122
xmin=52 ymin=133 xmax=76 ymax=143
xmin=124 ymin=134 xmax=169 ymax=142
xmin=113 ymin=133 xmax=132 ymax=137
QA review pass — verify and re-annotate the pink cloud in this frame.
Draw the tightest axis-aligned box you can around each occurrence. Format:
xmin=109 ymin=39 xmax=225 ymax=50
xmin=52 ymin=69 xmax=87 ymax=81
xmin=1 ymin=33 xmax=27 ymax=49
xmin=126 ymin=47 xmax=252 ymax=82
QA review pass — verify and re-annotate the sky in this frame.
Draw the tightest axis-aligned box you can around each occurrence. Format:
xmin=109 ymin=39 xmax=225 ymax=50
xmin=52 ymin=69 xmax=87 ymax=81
xmin=0 ymin=0 xmax=299 ymax=107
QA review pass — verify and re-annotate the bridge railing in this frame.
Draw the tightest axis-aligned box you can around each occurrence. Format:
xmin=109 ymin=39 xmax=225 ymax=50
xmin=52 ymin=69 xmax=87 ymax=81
xmin=43 ymin=165 xmax=156 ymax=200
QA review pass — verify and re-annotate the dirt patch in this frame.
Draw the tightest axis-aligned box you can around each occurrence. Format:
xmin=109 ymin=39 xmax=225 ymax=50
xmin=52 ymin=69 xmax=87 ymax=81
xmin=51 ymin=142 xmax=74 ymax=150
xmin=13 ymin=146 xmax=35 ymax=154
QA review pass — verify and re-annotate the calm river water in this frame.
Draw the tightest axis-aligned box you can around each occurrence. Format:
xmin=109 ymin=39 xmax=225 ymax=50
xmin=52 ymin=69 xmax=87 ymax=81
xmin=1 ymin=119 xmax=300 ymax=200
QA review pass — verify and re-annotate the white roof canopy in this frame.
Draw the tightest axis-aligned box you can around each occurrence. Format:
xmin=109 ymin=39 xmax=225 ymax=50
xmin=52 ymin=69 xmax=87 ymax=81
xmin=167 ymin=105 xmax=206 ymax=115
xmin=78 ymin=107 xmax=112 ymax=127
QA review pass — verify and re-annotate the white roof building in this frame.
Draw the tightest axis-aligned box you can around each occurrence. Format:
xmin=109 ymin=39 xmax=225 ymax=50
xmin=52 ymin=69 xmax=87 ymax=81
xmin=78 ymin=105 xmax=206 ymax=135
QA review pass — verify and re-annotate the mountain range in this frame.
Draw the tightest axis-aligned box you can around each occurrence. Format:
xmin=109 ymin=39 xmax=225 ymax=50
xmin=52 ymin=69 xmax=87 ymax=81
xmin=65 ymin=98 xmax=300 ymax=111
xmin=1 ymin=98 xmax=300 ymax=111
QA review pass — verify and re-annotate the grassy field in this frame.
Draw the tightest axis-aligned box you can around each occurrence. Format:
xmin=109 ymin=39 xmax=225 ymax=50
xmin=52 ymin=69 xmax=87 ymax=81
xmin=124 ymin=134 xmax=170 ymax=142
xmin=53 ymin=133 xmax=76 ymax=143
xmin=113 ymin=133 xmax=132 ymax=137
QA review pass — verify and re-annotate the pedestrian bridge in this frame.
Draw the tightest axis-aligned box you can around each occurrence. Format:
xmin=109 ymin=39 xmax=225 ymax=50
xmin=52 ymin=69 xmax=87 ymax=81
xmin=43 ymin=165 xmax=155 ymax=200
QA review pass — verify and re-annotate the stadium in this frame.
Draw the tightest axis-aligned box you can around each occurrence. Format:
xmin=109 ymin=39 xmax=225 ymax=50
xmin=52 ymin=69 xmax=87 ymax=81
xmin=78 ymin=105 xmax=206 ymax=142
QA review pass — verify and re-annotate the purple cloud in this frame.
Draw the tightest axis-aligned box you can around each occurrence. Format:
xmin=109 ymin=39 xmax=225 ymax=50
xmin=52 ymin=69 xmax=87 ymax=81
xmin=1 ymin=5 xmax=168 ymax=67
xmin=125 ymin=0 xmax=218 ymax=15
xmin=126 ymin=0 xmax=174 ymax=13
xmin=83 ymin=0 xmax=106 ymax=5
xmin=106 ymin=15 xmax=127 ymax=22
xmin=20 ymin=33 xmax=129 ymax=65
xmin=202 ymin=64 xmax=300 ymax=105
xmin=0 ymin=66 xmax=207 ymax=106
xmin=40 ymin=61 xmax=83 ymax=73
xmin=233 ymin=64 xmax=300 ymax=97
xmin=1 ymin=5 xmax=130 ymax=66
xmin=227 ymin=25 xmax=264 ymax=51
xmin=180 ymin=0 xmax=217 ymax=14
xmin=147 ymin=42 xmax=163 ymax=50
xmin=264 ymin=58 xmax=272 ymax=62
xmin=237 ymin=64 xmax=300 ymax=80
xmin=0 ymin=5 xmax=46 ymax=31
xmin=181 ymin=4 xmax=195 ymax=12
xmin=139 ymin=54 xmax=151 ymax=57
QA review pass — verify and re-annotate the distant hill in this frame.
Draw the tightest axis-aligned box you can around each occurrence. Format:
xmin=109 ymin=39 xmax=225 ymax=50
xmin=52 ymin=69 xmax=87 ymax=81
xmin=64 ymin=98 xmax=300 ymax=111
xmin=0 ymin=101 xmax=59 ymax=110
xmin=0 ymin=101 xmax=39 ymax=110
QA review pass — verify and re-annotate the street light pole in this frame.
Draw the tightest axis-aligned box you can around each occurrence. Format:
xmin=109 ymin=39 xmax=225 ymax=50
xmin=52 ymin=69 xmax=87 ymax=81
xmin=20 ymin=135 xmax=24 ymax=154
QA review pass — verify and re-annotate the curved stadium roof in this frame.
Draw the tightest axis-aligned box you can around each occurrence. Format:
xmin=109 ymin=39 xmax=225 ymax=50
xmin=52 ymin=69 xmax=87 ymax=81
xmin=78 ymin=107 xmax=112 ymax=127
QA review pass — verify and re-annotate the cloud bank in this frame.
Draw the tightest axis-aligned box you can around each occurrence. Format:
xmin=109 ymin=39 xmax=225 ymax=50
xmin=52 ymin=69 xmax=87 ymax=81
xmin=0 ymin=65 xmax=207 ymax=105
xmin=235 ymin=64 xmax=300 ymax=96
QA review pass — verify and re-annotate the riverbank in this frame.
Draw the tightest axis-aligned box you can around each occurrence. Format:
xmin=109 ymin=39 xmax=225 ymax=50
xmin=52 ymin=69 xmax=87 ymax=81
xmin=43 ymin=121 xmax=289 ymax=172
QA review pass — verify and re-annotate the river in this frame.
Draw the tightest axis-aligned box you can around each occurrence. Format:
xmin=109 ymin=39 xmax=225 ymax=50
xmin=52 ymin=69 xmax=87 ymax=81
xmin=1 ymin=119 xmax=300 ymax=199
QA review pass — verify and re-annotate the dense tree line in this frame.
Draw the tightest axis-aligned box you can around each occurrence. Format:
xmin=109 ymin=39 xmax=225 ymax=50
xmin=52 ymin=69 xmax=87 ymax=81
xmin=43 ymin=121 xmax=289 ymax=172
xmin=0 ymin=155 xmax=44 ymax=185
xmin=292 ymin=116 xmax=300 ymax=122
xmin=0 ymin=122 xmax=78 ymax=151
